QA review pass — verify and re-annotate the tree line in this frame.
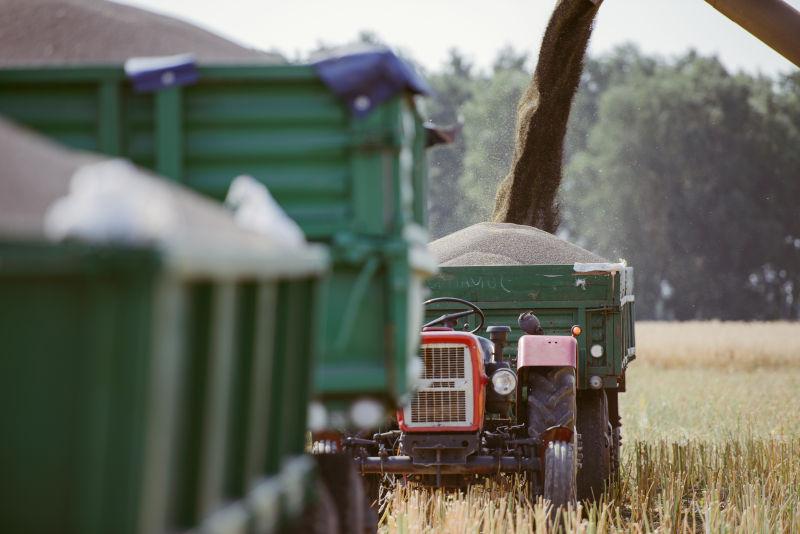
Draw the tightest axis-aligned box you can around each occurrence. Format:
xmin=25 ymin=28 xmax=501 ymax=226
xmin=424 ymin=45 xmax=800 ymax=321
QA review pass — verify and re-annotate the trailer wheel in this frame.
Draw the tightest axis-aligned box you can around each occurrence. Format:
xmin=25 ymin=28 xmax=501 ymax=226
xmin=543 ymin=440 xmax=577 ymax=510
xmin=315 ymin=453 xmax=367 ymax=534
xmin=526 ymin=367 xmax=576 ymax=503
xmin=607 ymin=391 xmax=622 ymax=483
xmin=288 ymin=479 xmax=339 ymax=534
xmin=610 ymin=424 xmax=622 ymax=482
xmin=576 ymin=389 xmax=611 ymax=501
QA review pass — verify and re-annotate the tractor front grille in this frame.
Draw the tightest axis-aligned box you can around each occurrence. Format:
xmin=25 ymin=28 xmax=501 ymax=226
xmin=421 ymin=345 xmax=465 ymax=379
xmin=410 ymin=390 xmax=466 ymax=423
xmin=405 ymin=343 xmax=473 ymax=427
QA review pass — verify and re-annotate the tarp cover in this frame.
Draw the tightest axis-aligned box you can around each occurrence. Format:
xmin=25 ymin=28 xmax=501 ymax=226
xmin=313 ymin=47 xmax=430 ymax=117
xmin=430 ymin=222 xmax=608 ymax=266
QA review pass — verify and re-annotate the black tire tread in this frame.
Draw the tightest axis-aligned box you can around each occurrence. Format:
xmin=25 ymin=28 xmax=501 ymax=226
xmin=527 ymin=367 xmax=577 ymax=438
xmin=362 ymin=474 xmax=382 ymax=529
xmin=543 ymin=441 xmax=576 ymax=510
xmin=576 ymin=389 xmax=611 ymax=501
xmin=316 ymin=453 xmax=366 ymax=534
xmin=286 ymin=480 xmax=339 ymax=534
xmin=611 ymin=424 xmax=622 ymax=482
xmin=526 ymin=367 xmax=577 ymax=506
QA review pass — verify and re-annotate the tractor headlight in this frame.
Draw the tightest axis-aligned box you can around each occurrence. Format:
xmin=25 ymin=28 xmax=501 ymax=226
xmin=491 ymin=368 xmax=517 ymax=396
xmin=308 ymin=401 xmax=327 ymax=432
xmin=590 ymin=344 xmax=604 ymax=358
xmin=349 ymin=398 xmax=385 ymax=429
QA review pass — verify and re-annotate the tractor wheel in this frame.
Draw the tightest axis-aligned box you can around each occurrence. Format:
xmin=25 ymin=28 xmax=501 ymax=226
xmin=576 ymin=389 xmax=611 ymax=501
xmin=315 ymin=453 xmax=368 ymax=534
xmin=287 ymin=479 xmax=339 ymax=534
xmin=610 ymin=424 xmax=622 ymax=483
xmin=526 ymin=367 xmax=577 ymax=436
xmin=362 ymin=474 xmax=383 ymax=526
xmin=607 ymin=390 xmax=622 ymax=483
xmin=543 ymin=440 xmax=577 ymax=511
xmin=526 ymin=367 xmax=577 ymax=503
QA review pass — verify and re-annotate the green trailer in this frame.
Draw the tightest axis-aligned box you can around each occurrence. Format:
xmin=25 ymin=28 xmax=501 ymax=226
xmin=0 ymin=62 xmax=436 ymax=418
xmin=0 ymin=241 xmax=327 ymax=534
xmin=427 ymin=264 xmax=636 ymax=391
xmin=0 ymin=119 xmax=329 ymax=534
xmin=426 ymin=262 xmax=635 ymax=498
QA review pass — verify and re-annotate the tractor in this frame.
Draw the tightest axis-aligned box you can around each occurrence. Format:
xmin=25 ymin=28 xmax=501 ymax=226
xmin=348 ymin=297 xmax=598 ymax=509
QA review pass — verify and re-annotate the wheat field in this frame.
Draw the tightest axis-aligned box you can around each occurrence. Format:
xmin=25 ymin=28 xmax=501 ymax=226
xmin=381 ymin=322 xmax=800 ymax=533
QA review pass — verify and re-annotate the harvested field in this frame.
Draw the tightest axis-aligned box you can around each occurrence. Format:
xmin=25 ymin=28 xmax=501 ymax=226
xmin=430 ymin=222 xmax=607 ymax=266
xmin=382 ymin=321 xmax=800 ymax=532
xmin=633 ymin=320 xmax=800 ymax=371
xmin=0 ymin=0 xmax=282 ymax=66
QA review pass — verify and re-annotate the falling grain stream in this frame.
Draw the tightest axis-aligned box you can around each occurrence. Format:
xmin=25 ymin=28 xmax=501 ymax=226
xmin=492 ymin=0 xmax=601 ymax=233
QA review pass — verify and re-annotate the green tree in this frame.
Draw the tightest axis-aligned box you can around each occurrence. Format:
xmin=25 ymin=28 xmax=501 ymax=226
xmin=562 ymin=49 xmax=800 ymax=319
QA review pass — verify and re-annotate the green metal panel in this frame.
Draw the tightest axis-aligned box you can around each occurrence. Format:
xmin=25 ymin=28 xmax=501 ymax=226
xmin=427 ymin=265 xmax=635 ymax=390
xmin=0 ymin=239 xmax=328 ymax=534
xmin=0 ymin=64 xmax=436 ymax=410
xmin=313 ymin=232 xmax=436 ymax=405
xmin=0 ymin=65 xmax=426 ymax=241
xmin=0 ymin=243 xmax=159 ymax=534
xmin=155 ymin=87 xmax=183 ymax=180
xmin=97 ymin=81 xmax=122 ymax=155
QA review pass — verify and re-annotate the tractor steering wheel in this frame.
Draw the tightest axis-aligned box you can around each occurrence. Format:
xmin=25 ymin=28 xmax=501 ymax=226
xmin=423 ymin=297 xmax=485 ymax=334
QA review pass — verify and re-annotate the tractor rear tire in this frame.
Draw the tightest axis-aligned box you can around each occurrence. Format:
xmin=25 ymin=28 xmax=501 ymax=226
xmin=315 ymin=453 xmax=369 ymax=534
xmin=526 ymin=367 xmax=577 ymax=504
xmin=543 ymin=441 xmax=577 ymax=511
xmin=526 ymin=367 xmax=577 ymax=436
xmin=576 ymin=389 xmax=611 ymax=501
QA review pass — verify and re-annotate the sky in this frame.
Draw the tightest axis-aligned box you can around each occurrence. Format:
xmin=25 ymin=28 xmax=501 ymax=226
xmin=117 ymin=0 xmax=800 ymax=76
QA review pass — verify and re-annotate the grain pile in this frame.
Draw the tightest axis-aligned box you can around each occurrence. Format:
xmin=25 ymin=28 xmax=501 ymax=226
xmin=0 ymin=117 xmax=286 ymax=250
xmin=430 ymin=222 xmax=606 ymax=266
xmin=492 ymin=0 xmax=600 ymax=232
xmin=0 ymin=117 xmax=100 ymax=238
xmin=0 ymin=0 xmax=282 ymax=66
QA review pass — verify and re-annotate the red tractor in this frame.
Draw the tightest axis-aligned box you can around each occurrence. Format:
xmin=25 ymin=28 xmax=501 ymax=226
xmin=349 ymin=297 xmax=585 ymax=508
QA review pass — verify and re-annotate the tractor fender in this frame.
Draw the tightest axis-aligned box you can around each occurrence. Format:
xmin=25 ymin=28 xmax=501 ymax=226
xmin=516 ymin=335 xmax=577 ymax=369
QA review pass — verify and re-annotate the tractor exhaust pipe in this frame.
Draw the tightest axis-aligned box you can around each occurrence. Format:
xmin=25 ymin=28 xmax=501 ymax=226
xmin=705 ymin=0 xmax=800 ymax=68
xmin=487 ymin=325 xmax=512 ymax=362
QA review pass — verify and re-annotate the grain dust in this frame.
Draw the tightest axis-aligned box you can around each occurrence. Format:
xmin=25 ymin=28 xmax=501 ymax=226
xmin=430 ymin=222 xmax=607 ymax=266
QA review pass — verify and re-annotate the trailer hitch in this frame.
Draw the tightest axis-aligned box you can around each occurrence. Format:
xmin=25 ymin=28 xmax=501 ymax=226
xmin=506 ymin=437 xmax=540 ymax=447
xmin=373 ymin=430 xmax=402 ymax=442
xmin=343 ymin=437 xmax=379 ymax=448
xmin=483 ymin=424 xmax=536 ymax=450
xmin=357 ymin=455 xmax=539 ymax=477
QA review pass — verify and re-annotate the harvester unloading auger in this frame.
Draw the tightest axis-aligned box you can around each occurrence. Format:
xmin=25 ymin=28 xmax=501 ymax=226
xmin=493 ymin=0 xmax=800 ymax=235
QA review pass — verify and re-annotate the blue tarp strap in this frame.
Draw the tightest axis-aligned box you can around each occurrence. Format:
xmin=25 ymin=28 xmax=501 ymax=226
xmin=124 ymin=53 xmax=199 ymax=93
xmin=313 ymin=49 xmax=431 ymax=117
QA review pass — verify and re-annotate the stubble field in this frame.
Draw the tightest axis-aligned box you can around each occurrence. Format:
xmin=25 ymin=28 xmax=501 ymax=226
xmin=381 ymin=321 xmax=800 ymax=533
